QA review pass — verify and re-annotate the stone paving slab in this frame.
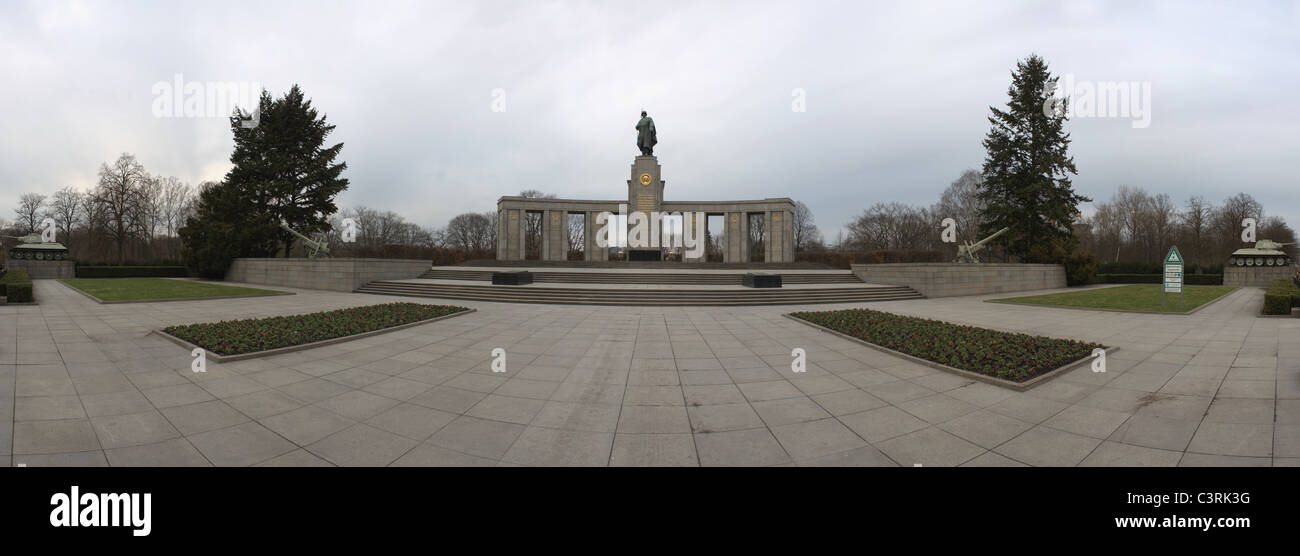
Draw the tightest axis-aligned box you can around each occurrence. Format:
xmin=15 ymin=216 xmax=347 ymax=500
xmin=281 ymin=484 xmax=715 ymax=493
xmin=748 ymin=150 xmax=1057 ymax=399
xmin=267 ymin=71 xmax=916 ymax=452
xmin=0 ymin=279 xmax=1295 ymax=466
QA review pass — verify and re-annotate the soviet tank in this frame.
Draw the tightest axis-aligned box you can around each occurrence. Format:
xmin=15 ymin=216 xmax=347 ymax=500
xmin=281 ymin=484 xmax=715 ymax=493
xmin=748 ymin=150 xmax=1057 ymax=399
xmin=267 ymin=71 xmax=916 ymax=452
xmin=1229 ymin=239 xmax=1294 ymax=267
xmin=5 ymin=233 xmax=70 ymax=261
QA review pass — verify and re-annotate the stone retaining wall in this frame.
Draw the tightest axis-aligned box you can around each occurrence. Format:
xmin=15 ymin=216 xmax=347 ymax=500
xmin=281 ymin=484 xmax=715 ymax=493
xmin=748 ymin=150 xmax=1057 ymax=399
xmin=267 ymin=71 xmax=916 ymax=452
xmin=851 ymin=263 xmax=1066 ymax=298
xmin=5 ymin=259 xmax=75 ymax=279
xmin=1224 ymin=266 xmax=1296 ymax=287
xmin=226 ymin=258 xmax=430 ymax=292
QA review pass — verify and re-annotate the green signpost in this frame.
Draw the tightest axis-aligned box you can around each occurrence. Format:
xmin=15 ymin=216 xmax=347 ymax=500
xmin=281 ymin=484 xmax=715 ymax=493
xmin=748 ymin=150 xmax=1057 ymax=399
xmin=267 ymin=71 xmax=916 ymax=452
xmin=1163 ymin=246 xmax=1184 ymax=311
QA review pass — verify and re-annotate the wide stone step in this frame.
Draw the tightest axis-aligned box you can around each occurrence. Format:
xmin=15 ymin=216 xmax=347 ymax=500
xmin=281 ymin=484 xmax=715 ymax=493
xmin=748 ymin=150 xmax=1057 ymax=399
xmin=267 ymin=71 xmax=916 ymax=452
xmin=355 ymin=280 xmax=922 ymax=306
xmin=419 ymin=269 xmax=862 ymax=284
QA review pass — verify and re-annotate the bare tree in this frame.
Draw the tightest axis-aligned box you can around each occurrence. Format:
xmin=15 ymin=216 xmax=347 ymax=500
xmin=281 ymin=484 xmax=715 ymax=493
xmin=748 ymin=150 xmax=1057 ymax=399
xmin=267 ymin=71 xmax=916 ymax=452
xmin=160 ymin=176 xmax=192 ymax=238
xmin=1179 ymin=196 xmax=1212 ymax=265
xmin=567 ymin=213 xmax=585 ymax=259
xmin=446 ymin=212 xmax=496 ymax=251
xmin=95 ymin=153 xmax=148 ymax=263
xmin=791 ymin=201 xmax=822 ymax=252
xmin=934 ymin=169 xmax=984 ymax=245
xmin=48 ymin=187 xmax=84 ymax=246
xmin=748 ymin=213 xmax=766 ymax=261
xmin=846 ymin=202 xmax=936 ymax=251
xmin=15 ymin=192 xmax=47 ymax=233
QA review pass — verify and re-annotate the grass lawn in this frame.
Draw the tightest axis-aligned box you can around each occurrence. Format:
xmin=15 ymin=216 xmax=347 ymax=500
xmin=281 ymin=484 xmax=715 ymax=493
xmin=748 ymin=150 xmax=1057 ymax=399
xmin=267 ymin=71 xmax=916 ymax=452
xmin=989 ymin=284 xmax=1237 ymax=313
xmin=163 ymin=302 xmax=470 ymax=356
xmin=61 ymin=278 xmax=290 ymax=302
xmin=789 ymin=309 xmax=1101 ymax=382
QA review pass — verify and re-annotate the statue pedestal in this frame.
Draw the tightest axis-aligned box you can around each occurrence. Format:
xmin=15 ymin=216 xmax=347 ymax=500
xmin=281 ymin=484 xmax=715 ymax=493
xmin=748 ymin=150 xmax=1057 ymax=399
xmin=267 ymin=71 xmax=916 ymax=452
xmin=628 ymin=156 xmax=664 ymax=218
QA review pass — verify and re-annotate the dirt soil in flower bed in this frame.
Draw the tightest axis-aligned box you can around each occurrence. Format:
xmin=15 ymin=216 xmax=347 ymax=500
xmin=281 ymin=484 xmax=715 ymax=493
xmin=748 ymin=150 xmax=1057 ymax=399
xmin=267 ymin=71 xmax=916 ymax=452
xmin=162 ymin=302 xmax=470 ymax=356
xmin=789 ymin=308 xmax=1102 ymax=382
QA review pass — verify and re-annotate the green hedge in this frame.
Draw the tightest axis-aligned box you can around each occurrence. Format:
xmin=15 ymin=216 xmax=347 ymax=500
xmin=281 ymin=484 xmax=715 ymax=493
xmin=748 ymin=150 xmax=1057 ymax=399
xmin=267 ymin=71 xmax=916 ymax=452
xmin=1263 ymin=279 xmax=1299 ymax=315
xmin=1100 ymin=261 xmax=1223 ymax=275
xmin=1097 ymin=273 xmax=1223 ymax=285
xmin=76 ymin=266 xmax=189 ymax=278
xmin=0 ymin=269 xmax=34 ymax=302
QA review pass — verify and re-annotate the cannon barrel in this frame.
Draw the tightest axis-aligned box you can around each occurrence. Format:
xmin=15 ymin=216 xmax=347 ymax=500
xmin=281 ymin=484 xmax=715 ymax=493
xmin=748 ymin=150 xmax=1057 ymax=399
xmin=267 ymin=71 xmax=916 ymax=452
xmin=279 ymin=220 xmax=330 ymax=257
xmin=967 ymin=227 xmax=1010 ymax=251
xmin=955 ymin=227 xmax=1010 ymax=264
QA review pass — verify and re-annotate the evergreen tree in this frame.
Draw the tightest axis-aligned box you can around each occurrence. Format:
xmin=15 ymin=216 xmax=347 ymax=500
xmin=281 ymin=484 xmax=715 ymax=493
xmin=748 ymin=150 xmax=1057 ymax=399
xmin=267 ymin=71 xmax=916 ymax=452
xmin=979 ymin=54 xmax=1089 ymax=261
xmin=225 ymin=85 xmax=349 ymax=256
xmin=179 ymin=182 xmax=279 ymax=278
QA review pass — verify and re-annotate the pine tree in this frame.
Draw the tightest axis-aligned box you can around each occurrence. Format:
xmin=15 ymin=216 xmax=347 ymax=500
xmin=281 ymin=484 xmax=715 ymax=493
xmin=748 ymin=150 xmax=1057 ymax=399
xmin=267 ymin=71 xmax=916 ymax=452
xmin=224 ymin=85 xmax=349 ymax=256
xmin=979 ymin=54 xmax=1089 ymax=261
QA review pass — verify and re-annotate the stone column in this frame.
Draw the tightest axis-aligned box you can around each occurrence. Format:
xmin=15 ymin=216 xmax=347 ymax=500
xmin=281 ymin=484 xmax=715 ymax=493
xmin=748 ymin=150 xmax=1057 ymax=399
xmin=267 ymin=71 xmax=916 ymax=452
xmin=584 ymin=211 xmax=596 ymax=261
xmin=740 ymin=212 xmax=750 ymax=263
xmin=497 ymin=208 xmax=507 ymax=260
xmin=765 ymin=210 xmax=773 ymax=263
xmin=545 ymin=210 xmax=565 ymax=261
xmin=785 ymin=210 xmax=794 ymax=262
xmin=517 ymin=211 xmax=527 ymax=261
xmin=505 ymin=209 xmax=522 ymax=260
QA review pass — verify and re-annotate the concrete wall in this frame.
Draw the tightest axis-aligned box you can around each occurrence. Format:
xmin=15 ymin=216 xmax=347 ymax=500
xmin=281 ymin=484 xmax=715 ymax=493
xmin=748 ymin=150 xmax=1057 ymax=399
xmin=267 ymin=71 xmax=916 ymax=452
xmin=226 ymin=258 xmax=430 ymax=292
xmin=6 ymin=259 xmax=75 ymax=279
xmin=1225 ymin=266 xmax=1296 ymax=287
xmin=851 ymin=263 xmax=1066 ymax=298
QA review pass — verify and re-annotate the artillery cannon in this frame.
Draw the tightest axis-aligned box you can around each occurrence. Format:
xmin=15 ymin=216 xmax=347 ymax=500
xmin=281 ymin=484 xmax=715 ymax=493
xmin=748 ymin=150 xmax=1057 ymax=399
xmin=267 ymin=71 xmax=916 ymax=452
xmin=279 ymin=220 xmax=331 ymax=259
xmin=4 ymin=233 xmax=69 ymax=261
xmin=955 ymin=227 xmax=1010 ymax=264
xmin=1229 ymin=239 xmax=1294 ymax=267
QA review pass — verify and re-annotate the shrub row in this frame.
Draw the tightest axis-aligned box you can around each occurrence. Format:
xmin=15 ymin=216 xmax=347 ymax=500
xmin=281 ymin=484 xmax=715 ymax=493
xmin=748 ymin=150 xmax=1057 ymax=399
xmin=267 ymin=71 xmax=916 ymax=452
xmin=790 ymin=308 xmax=1101 ymax=382
xmin=1263 ymin=279 xmax=1300 ymax=315
xmin=1096 ymin=273 xmax=1224 ymax=285
xmin=163 ymin=302 xmax=471 ymax=356
xmin=794 ymin=250 xmax=946 ymax=269
xmin=0 ymin=269 xmax=34 ymax=303
xmin=1099 ymin=261 xmax=1223 ymax=275
xmin=76 ymin=266 xmax=189 ymax=278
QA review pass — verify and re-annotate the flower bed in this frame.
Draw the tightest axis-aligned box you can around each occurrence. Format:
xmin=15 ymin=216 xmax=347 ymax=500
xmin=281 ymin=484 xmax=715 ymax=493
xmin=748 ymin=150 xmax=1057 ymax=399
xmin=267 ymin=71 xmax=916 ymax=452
xmin=788 ymin=309 xmax=1101 ymax=382
xmin=162 ymin=302 xmax=470 ymax=356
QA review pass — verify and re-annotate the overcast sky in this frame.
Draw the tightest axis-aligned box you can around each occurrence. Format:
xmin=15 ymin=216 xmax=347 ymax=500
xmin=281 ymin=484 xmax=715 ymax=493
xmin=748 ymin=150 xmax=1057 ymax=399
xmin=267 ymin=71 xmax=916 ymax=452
xmin=2 ymin=0 xmax=1297 ymax=239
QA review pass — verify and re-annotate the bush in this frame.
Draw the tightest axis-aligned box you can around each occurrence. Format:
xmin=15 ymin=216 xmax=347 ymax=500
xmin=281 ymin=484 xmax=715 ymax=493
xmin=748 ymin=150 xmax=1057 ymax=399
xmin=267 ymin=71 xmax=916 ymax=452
xmin=0 ymin=269 xmax=34 ymax=302
xmin=5 ymin=281 xmax=33 ymax=302
xmin=1062 ymin=251 xmax=1099 ymax=286
xmin=76 ymin=266 xmax=189 ymax=278
xmin=1263 ymin=279 xmax=1299 ymax=315
xmin=1263 ymin=292 xmax=1291 ymax=315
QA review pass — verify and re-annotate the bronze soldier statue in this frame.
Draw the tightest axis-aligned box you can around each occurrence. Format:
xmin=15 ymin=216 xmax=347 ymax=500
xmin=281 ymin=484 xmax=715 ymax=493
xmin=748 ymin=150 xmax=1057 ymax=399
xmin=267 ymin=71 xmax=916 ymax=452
xmin=636 ymin=110 xmax=657 ymax=156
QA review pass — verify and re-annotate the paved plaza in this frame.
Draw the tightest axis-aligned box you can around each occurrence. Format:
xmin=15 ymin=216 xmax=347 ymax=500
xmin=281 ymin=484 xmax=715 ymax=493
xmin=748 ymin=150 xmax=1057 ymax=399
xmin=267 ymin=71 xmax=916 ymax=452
xmin=1 ymin=279 xmax=1296 ymax=466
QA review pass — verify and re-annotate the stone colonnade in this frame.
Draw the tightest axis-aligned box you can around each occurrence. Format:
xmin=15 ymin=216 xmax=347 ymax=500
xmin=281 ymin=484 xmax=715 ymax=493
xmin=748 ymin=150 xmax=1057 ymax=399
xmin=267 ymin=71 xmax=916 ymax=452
xmin=495 ymin=198 xmax=796 ymax=263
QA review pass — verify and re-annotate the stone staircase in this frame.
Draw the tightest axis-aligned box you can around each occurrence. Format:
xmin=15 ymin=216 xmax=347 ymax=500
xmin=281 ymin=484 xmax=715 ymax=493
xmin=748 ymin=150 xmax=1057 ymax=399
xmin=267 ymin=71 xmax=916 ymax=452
xmin=418 ymin=268 xmax=864 ymax=285
xmin=355 ymin=280 xmax=923 ymax=306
